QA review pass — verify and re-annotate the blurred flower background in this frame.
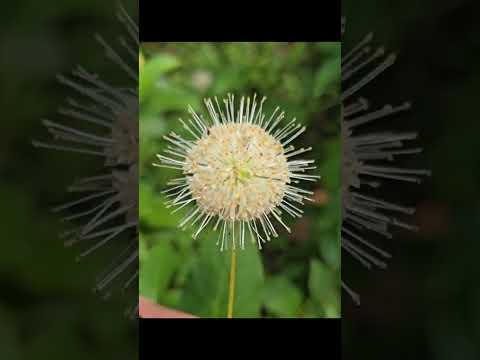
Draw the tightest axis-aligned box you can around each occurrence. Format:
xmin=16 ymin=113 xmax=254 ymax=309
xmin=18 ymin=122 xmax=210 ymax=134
xmin=0 ymin=1 xmax=137 ymax=359
xmin=343 ymin=0 xmax=480 ymax=359
xmin=139 ymin=42 xmax=341 ymax=318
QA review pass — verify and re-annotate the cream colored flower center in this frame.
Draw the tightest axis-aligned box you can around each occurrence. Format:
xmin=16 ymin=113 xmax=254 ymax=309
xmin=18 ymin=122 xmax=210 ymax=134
xmin=184 ymin=123 xmax=290 ymax=221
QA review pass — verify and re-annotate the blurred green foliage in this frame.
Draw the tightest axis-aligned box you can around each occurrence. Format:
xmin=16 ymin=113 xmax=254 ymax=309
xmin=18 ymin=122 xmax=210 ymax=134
xmin=139 ymin=42 xmax=341 ymax=318
xmin=0 ymin=1 xmax=138 ymax=359
xmin=342 ymin=1 xmax=480 ymax=359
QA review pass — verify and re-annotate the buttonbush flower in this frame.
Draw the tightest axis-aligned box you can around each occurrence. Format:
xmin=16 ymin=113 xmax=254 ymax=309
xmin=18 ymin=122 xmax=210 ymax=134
xmin=155 ymin=94 xmax=319 ymax=250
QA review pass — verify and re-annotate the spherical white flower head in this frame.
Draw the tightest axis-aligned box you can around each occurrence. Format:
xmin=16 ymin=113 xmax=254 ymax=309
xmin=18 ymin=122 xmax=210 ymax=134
xmin=155 ymin=94 xmax=319 ymax=250
xmin=186 ymin=123 xmax=289 ymax=222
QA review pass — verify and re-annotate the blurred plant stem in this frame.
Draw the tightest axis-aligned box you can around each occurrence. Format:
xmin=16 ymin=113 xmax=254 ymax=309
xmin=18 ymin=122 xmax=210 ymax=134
xmin=227 ymin=248 xmax=237 ymax=318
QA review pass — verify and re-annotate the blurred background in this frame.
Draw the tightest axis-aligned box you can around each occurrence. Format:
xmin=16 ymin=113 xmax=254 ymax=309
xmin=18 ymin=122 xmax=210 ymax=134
xmin=343 ymin=0 xmax=480 ymax=359
xmin=139 ymin=42 xmax=341 ymax=318
xmin=0 ymin=1 xmax=137 ymax=359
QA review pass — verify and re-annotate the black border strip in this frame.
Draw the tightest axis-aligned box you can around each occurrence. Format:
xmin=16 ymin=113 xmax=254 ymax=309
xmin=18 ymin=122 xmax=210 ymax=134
xmin=140 ymin=318 xmax=341 ymax=356
xmin=140 ymin=3 xmax=341 ymax=42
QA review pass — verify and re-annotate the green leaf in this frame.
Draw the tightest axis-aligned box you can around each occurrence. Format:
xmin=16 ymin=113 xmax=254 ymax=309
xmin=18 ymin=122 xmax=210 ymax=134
xmin=319 ymin=233 xmax=341 ymax=271
xmin=300 ymin=299 xmax=321 ymax=318
xmin=139 ymin=240 xmax=181 ymax=301
xmin=315 ymin=42 xmax=341 ymax=56
xmin=139 ymin=54 xmax=180 ymax=102
xmin=139 ymin=182 xmax=180 ymax=228
xmin=262 ymin=276 xmax=303 ymax=317
xmin=212 ymin=67 xmax=248 ymax=94
xmin=139 ymin=114 xmax=167 ymax=139
xmin=320 ymin=138 xmax=341 ymax=191
xmin=232 ymin=245 xmax=265 ymax=317
xmin=313 ymin=56 xmax=341 ymax=98
xmin=162 ymin=289 xmax=183 ymax=309
xmin=309 ymin=259 xmax=339 ymax=317
xmin=177 ymin=240 xmax=229 ymax=317
xmin=139 ymin=233 xmax=148 ymax=263
xmin=144 ymin=85 xmax=200 ymax=113
xmin=178 ymin=236 xmax=264 ymax=318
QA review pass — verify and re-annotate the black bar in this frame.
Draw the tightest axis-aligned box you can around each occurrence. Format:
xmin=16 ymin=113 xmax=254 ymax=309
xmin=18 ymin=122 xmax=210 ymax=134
xmin=139 ymin=318 xmax=341 ymax=356
xmin=140 ymin=3 xmax=341 ymax=42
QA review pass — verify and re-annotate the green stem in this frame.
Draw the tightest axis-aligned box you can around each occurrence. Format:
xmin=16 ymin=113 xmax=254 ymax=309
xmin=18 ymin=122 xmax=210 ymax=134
xmin=227 ymin=248 xmax=237 ymax=318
